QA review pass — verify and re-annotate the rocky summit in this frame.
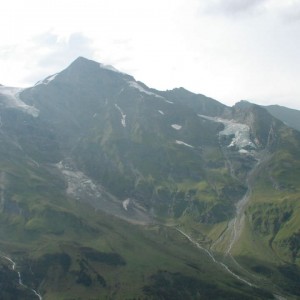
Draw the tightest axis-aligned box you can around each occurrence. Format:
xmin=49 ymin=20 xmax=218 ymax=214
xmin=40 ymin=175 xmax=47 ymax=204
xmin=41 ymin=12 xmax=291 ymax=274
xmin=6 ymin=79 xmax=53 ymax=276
xmin=0 ymin=57 xmax=299 ymax=299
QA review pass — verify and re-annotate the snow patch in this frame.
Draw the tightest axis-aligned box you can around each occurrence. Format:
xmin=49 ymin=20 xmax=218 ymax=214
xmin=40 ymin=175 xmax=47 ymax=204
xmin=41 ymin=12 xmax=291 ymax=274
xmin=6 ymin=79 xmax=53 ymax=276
xmin=128 ymin=81 xmax=163 ymax=98
xmin=176 ymin=140 xmax=194 ymax=148
xmin=122 ymin=198 xmax=130 ymax=211
xmin=221 ymin=123 xmax=255 ymax=149
xmin=99 ymin=63 xmax=122 ymax=73
xmin=128 ymin=81 xmax=175 ymax=104
xmin=158 ymin=110 xmax=165 ymax=115
xmin=46 ymin=73 xmax=58 ymax=83
xmin=55 ymin=161 xmax=153 ymax=225
xmin=118 ymin=88 xmax=125 ymax=95
xmin=1 ymin=256 xmax=16 ymax=270
xmin=198 ymin=115 xmax=256 ymax=150
xmin=0 ymin=86 xmax=39 ymax=117
xmin=171 ymin=124 xmax=182 ymax=130
xmin=56 ymin=161 xmax=102 ymax=198
xmin=165 ymin=100 xmax=174 ymax=104
xmin=115 ymin=104 xmax=126 ymax=127
xmin=35 ymin=73 xmax=58 ymax=85
xmin=239 ymin=149 xmax=249 ymax=154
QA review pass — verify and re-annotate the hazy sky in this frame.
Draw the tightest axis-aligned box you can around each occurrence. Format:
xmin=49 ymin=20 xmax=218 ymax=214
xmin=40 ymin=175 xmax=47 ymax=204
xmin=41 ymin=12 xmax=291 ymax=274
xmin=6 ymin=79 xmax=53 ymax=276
xmin=1 ymin=0 xmax=300 ymax=109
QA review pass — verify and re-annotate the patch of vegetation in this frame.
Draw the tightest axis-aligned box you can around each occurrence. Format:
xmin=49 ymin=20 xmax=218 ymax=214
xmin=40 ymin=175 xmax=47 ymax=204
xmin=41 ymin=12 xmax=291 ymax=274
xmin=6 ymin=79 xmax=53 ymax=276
xmin=80 ymin=247 xmax=126 ymax=266
xmin=143 ymin=270 xmax=274 ymax=300
xmin=277 ymin=264 xmax=300 ymax=295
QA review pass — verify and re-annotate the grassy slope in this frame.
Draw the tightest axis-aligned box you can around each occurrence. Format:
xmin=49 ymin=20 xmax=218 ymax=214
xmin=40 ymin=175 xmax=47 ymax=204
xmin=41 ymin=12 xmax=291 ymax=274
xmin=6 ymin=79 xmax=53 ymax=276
xmin=226 ymin=126 xmax=300 ymax=297
xmin=163 ymin=110 xmax=300 ymax=298
xmin=0 ymin=156 xmax=274 ymax=299
xmin=245 ymin=126 xmax=300 ymax=263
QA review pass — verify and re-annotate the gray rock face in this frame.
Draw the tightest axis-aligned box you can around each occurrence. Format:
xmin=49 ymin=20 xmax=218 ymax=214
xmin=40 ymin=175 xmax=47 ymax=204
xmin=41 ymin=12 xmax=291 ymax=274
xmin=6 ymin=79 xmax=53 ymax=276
xmin=0 ymin=57 xmax=284 ymax=224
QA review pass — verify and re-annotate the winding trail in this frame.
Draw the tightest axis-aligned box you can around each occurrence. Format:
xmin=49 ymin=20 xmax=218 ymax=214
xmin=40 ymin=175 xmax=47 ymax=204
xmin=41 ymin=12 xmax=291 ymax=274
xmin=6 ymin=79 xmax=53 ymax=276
xmin=1 ymin=254 xmax=42 ymax=300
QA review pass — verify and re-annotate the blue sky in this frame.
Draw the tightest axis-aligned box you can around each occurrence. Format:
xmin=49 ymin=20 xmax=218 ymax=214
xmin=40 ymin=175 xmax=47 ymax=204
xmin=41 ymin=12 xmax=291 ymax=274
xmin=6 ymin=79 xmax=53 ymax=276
xmin=1 ymin=0 xmax=300 ymax=109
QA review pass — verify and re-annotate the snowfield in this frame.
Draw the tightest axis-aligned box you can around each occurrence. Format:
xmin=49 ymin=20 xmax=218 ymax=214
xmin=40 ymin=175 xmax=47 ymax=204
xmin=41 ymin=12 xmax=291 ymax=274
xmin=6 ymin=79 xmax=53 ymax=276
xmin=175 ymin=140 xmax=194 ymax=148
xmin=128 ymin=81 xmax=164 ymax=98
xmin=34 ymin=73 xmax=58 ymax=86
xmin=0 ymin=86 xmax=39 ymax=117
xmin=99 ymin=63 xmax=122 ymax=73
xmin=171 ymin=124 xmax=182 ymax=130
xmin=198 ymin=115 xmax=256 ymax=150
xmin=115 ymin=104 xmax=127 ymax=127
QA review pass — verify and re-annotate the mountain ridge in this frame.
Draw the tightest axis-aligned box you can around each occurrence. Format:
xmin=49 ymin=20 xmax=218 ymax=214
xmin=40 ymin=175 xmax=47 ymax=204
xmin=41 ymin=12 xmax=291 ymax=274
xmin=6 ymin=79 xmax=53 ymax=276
xmin=0 ymin=57 xmax=299 ymax=299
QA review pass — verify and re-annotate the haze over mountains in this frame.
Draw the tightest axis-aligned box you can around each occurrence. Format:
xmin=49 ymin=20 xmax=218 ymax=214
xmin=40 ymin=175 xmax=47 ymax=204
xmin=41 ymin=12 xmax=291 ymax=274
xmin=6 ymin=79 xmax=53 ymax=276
xmin=0 ymin=57 xmax=299 ymax=299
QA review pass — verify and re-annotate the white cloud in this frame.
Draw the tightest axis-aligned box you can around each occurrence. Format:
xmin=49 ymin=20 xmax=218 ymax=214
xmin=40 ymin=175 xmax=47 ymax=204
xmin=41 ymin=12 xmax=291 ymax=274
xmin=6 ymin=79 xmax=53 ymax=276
xmin=0 ymin=0 xmax=300 ymax=110
xmin=201 ymin=0 xmax=269 ymax=16
xmin=0 ymin=32 xmax=95 ymax=86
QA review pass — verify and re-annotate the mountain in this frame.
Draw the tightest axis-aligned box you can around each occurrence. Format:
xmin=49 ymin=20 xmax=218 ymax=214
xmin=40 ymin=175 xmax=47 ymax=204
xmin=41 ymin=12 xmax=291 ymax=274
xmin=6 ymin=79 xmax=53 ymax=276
xmin=237 ymin=100 xmax=300 ymax=132
xmin=265 ymin=104 xmax=300 ymax=132
xmin=0 ymin=57 xmax=299 ymax=299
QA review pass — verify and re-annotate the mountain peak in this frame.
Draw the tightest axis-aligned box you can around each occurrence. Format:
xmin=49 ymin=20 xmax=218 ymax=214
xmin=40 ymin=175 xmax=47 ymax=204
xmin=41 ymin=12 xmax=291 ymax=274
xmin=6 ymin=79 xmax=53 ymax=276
xmin=69 ymin=57 xmax=123 ymax=74
xmin=54 ymin=56 xmax=134 ymax=86
xmin=69 ymin=56 xmax=100 ymax=69
xmin=74 ymin=56 xmax=91 ymax=62
xmin=234 ymin=100 xmax=254 ymax=109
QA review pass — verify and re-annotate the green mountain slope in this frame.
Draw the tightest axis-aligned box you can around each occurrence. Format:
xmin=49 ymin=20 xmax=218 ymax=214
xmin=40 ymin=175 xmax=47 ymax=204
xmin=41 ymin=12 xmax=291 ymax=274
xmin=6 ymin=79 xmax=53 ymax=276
xmin=0 ymin=157 xmax=273 ymax=299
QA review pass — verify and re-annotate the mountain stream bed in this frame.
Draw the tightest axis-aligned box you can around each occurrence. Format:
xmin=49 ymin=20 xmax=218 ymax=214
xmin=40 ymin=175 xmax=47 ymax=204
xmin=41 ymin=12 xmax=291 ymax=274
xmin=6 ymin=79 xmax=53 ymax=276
xmin=0 ymin=254 xmax=42 ymax=299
